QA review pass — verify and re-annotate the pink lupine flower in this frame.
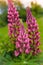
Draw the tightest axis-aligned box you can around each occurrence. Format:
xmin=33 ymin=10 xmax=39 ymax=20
xmin=8 ymin=0 xmax=23 ymax=43
xmin=26 ymin=7 xmax=40 ymax=55
xmin=15 ymin=26 xmax=30 ymax=56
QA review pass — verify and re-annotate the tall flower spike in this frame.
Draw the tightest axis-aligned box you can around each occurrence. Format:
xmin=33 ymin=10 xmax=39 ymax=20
xmin=8 ymin=0 xmax=22 ymax=43
xmin=26 ymin=7 xmax=40 ymax=55
xmin=14 ymin=25 xmax=30 ymax=56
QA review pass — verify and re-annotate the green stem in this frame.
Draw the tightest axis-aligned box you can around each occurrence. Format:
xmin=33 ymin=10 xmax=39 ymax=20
xmin=22 ymin=52 xmax=25 ymax=62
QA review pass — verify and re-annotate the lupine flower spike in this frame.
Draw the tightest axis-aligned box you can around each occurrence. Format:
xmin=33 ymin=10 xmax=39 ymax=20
xmin=8 ymin=0 xmax=22 ymax=43
xmin=14 ymin=25 xmax=30 ymax=56
xmin=26 ymin=7 xmax=40 ymax=55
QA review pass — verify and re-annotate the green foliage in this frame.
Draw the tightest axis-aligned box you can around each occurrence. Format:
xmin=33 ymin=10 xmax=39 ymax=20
xmin=0 ymin=0 xmax=7 ymax=27
xmin=18 ymin=8 xmax=26 ymax=22
xmin=31 ymin=2 xmax=42 ymax=13
xmin=31 ymin=2 xmax=43 ymax=18
xmin=0 ymin=0 xmax=7 ymax=7
xmin=0 ymin=8 xmax=7 ymax=27
xmin=0 ymin=36 xmax=14 ymax=56
xmin=0 ymin=19 xmax=6 ymax=27
xmin=13 ymin=0 xmax=24 ymax=8
xmin=0 ymin=52 xmax=43 ymax=65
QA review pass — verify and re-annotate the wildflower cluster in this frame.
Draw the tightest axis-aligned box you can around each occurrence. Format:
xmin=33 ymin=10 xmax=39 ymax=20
xmin=8 ymin=1 xmax=40 ymax=57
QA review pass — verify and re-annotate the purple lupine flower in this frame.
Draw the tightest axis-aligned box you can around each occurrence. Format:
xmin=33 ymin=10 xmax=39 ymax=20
xmin=14 ymin=25 xmax=30 ymax=56
xmin=8 ymin=0 xmax=22 ymax=43
xmin=26 ymin=7 xmax=40 ymax=55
